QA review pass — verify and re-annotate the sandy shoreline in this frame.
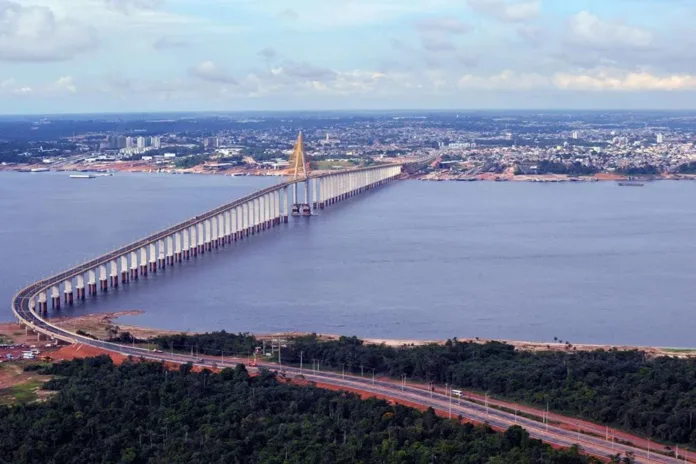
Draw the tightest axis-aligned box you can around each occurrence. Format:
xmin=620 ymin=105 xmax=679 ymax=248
xmin=8 ymin=310 xmax=691 ymax=358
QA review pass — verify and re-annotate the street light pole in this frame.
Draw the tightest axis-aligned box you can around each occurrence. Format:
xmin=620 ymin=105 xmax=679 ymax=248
xmin=300 ymin=351 xmax=303 ymax=374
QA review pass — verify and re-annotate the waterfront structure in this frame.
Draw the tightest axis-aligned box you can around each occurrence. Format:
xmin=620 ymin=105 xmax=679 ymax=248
xmin=11 ymin=145 xmax=433 ymax=342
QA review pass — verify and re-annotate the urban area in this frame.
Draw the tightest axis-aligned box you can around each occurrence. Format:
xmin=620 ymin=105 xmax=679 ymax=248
xmin=2 ymin=111 xmax=696 ymax=182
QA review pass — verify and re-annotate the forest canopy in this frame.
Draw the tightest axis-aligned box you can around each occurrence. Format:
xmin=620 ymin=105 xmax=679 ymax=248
xmin=0 ymin=356 xmax=606 ymax=464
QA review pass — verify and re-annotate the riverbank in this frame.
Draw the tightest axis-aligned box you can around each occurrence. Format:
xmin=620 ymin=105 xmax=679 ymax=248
xmin=416 ymin=171 xmax=696 ymax=183
xmin=5 ymin=161 xmax=694 ymax=183
xmin=11 ymin=311 xmax=694 ymax=359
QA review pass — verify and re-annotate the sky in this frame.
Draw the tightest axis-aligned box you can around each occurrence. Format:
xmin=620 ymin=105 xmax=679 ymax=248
xmin=2 ymin=0 xmax=696 ymax=114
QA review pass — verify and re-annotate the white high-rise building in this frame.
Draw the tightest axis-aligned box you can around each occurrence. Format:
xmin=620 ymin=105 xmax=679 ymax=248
xmin=572 ymin=131 xmax=579 ymax=139
xmin=126 ymin=137 xmax=135 ymax=148
xmin=137 ymin=136 xmax=147 ymax=149
xmin=151 ymin=136 xmax=161 ymax=149
xmin=656 ymin=133 xmax=664 ymax=144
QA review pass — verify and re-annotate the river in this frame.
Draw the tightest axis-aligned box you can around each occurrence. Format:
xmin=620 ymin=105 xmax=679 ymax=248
xmin=2 ymin=171 xmax=696 ymax=347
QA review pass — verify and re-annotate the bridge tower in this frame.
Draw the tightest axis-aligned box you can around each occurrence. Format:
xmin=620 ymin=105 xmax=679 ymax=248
xmin=288 ymin=132 xmax=312 ymax=216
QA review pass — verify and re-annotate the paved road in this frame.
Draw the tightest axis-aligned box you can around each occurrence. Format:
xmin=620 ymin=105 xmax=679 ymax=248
xmin=66 ymin=341 xmax=682 ymax=464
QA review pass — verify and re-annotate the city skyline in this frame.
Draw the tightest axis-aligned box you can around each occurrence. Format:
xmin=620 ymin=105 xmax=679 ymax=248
xmin=2 ymin=0 xmax=696 ymax=113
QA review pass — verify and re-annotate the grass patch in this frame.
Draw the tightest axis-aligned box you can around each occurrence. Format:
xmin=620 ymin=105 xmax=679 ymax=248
xmin=312 ymin=160 xmax=358 ymax=170
xmin=663 ymin=348 xmax=696 ymax=353
xmin=0 ymin=379 xmax=43 ymax=405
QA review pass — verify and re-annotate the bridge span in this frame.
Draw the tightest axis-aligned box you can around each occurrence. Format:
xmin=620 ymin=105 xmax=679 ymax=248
xmin=10 ymin=158 xmax=433 ymax=342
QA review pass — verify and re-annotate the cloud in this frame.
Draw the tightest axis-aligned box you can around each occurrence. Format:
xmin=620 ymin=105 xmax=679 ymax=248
xmin=554 ymin=70 xmax=696 ymax=92
xmin=458 ymin=70 xmax=548 ymax=90
xmin=188 ymin=61 xmax=238 ymax=84
xmin=416 ymin=18 xmax=471 ymax=35
xmin=0 ymin=78 xmax=32 ymax=96
xmin=277 ymin=8 xmax=298 ymax=20
xmin=52 ymin=76 xmax=77 ymax=93
xmin=466 ymin=0 xmax=540 ymax=23
xmin=258 ymin=47 xmax=279 ymax=61
xmin=103 ymin=0 xmax=164 ymax=15
xmin=153 ymin=36 xmax=189 ymax=50
xmin=0 ymin=0 xmax=98 ymax=62
xmin=415 ymin=17 xmax=470 ymax=54
xmin=567 ymin=11 xmax=653 ymax=49
xmin=456 ymin=68 xmax=696 ymax=92
xmin=272 ymin=61 xmax=337 ymax=82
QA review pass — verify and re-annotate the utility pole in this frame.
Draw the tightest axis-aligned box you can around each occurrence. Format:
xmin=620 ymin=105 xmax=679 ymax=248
xmin=360 ymin=365 xmax=364 ymax=377
xmin=448 ymin=389 xmax=452 ymax=419
xmin=342 ymin=364 xmax=345 ymax=380
xmin=278 ymin=338 xmax=281 ymax=370
xmin=300 ymin=351 xmax=303 ymax=373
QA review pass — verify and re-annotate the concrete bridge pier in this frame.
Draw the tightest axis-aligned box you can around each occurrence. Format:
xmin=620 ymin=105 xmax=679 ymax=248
xmin=110 ymin=260 xmax=119 ymax=288
xmin=210 ymin=217 xmax=219 ymax=249
xmin=63 ymin=280 xmax=73 ymax=305
xmin=99 ymin=265 xmax=108 ymax=292
xmin=37 ymin=292 xmax=48 ymax=314
xmin=282 ymin=187 xmax=289 ymax=223
xmin=175 ymin=234 xmax=183 ymax=262
xmin=157 ymin=240 xmax=166 ymax=269
xmin=76 ymin=275 xmax=85 ymax=300
xmin=51 ymin=286 xmax=60 ymax=310
xmin=120 ymin=256 xmax=129 ymax=284
xmin=86 ymin=270 xmax=96 ymax=295
xmin=130 ymin=252 xmax=139 ymax=280
xmin=196 ymin=223 xmax=204 ymax=255
xmin=139 ymin=248 xmax=148 ymax=276
xmin=204 ymin=220 xmax=212 ymax=251
xmin=182 ymin=230 xmax=190 ymax=260
xmin=148 ymin=244 xmax=157 ymax=273
xmin=166 ymin=236 xmax=175 ymax=265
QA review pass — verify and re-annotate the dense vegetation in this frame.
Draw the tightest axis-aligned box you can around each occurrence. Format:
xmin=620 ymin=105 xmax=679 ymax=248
xmin=0 ymin=356 xmax=606 ymax=464
xmin=148 ymin=332 xmax=696 ymax=446
xmin=515 ymin=160 xmax=598 ymax=176
xmin=677 ymin=162 xmax=696 ymax=174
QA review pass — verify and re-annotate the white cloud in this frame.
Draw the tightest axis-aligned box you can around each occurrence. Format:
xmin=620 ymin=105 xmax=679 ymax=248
xmin=0 ymin=0 xmax=97 ymax=62
xmin=554 ymin=70 xmax=696 ymax=92
xmin=568 ymin=11 xmax=653 ymax=49
xmin=104 ymin=0 xmax=164 ymax=15
xmin=52 ymin=76 xmax=77 ymax=93
xmin=466 ymin=0 xmax=540 ymax=23
xmin=153 ymin=36 xmax=189 ymax=50
xmin=458 ymin=70 xmax=548 ymax=90
xmin=416 ymin=17 xmax=470 ymax=53
xmin=188 ymin=61 xmax=238 ymax=84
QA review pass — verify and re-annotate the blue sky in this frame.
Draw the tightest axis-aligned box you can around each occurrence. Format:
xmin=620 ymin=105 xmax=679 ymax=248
xmin=1 ymin=0 xmax=696 ymax=113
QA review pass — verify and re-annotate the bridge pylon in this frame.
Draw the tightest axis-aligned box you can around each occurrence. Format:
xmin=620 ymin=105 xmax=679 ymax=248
xmin=288 ymin=131 xmax=312 ymax=216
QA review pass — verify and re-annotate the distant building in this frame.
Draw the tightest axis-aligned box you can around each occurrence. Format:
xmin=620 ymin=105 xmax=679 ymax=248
xmin=656 ymin=133 xmax=664 ymax=144
xmin=204 ymin=137 xmax=219 ymax=149
xmin=572 ymin=131 xmax=579 ymax=139
xmin=137 ymin=136 xmax=147 ymax=149
xmin=151 ymin=136 xmax=161 ymax=149
xmin=126 ymin=137 xmax=135 ymax=149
